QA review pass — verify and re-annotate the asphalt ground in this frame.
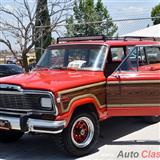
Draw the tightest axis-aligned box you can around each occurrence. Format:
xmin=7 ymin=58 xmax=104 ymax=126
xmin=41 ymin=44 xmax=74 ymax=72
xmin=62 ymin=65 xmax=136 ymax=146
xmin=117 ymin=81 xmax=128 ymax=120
xmin=0 ymin=117 xmax=159 ymax=160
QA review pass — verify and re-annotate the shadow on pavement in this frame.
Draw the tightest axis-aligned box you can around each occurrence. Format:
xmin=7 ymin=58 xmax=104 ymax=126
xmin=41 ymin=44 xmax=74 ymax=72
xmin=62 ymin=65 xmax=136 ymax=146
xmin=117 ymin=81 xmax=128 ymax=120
xmin=0 ymin=117 xmax=159 ymax=160
xmin=98 ymin=117 xmax=160 ymax=146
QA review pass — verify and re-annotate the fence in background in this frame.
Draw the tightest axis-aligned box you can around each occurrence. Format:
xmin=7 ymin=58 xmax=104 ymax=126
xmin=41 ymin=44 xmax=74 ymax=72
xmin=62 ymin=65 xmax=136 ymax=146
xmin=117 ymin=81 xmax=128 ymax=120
xmin=112 ymin=17 xmax=158 ymax=36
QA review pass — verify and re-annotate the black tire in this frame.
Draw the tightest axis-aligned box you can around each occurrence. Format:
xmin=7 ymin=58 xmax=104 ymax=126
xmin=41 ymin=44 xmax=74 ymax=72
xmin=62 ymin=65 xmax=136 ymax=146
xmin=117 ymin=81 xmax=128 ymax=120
xmin=0 ymin=129 xmax=24 ymax=143
xmin=55 ymin=112 xmax=99 ymax=157
xmin=144 ymin=116 xmax=160 ymax=124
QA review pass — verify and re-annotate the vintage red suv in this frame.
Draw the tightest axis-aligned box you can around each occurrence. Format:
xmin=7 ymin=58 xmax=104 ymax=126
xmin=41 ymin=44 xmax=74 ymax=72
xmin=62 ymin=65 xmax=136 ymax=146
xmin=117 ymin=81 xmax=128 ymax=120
xmin=0 ymin=36 xmax=160 ymax=156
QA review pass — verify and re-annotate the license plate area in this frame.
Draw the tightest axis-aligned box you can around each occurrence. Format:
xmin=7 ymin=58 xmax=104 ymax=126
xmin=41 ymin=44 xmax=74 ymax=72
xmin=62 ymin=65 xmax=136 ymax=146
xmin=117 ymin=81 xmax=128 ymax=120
xmin=0 ymin=119 xmax=11 ymax=130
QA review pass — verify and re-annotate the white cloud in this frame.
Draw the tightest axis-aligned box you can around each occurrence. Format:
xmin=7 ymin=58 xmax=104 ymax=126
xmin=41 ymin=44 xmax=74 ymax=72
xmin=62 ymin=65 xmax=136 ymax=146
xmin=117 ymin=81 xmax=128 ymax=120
xmin=118 ymin=6 xmax=149 ymax=15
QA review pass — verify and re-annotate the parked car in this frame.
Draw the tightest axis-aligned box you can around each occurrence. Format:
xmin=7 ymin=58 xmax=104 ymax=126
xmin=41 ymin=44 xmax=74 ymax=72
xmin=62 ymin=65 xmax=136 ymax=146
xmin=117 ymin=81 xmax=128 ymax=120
xmin=0 ymin=64 xmax=23 ymax=77
xmin=6 ymin=60 xmax=16 ymax=64
xmin=0 ymin=36 xmax=160 ymax=156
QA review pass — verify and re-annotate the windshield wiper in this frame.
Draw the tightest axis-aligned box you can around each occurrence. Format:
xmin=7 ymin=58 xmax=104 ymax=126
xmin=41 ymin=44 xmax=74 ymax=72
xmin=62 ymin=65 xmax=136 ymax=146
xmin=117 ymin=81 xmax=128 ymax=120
xmin=50 ymin=66 xmax=78 ymax=71
xmin=49 ymin=66 xmax=67 ymax=70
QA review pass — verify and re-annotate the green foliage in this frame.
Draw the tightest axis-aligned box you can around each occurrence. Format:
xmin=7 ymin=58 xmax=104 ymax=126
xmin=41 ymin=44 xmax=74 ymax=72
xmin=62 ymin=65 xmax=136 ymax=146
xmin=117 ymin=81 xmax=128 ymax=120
xmin=66 ymin=0 xmax=118 ymax=37
xmin=151 ymin=3 xmax=160 ymax=25
xmin=35 ymin=0 xmax=52 ymax=62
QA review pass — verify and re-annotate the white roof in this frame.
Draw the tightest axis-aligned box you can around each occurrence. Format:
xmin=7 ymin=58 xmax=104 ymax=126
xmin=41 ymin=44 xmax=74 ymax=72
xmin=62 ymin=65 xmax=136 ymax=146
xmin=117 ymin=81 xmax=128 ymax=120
xmin=122 ymin=24 xmax=160 ymax=39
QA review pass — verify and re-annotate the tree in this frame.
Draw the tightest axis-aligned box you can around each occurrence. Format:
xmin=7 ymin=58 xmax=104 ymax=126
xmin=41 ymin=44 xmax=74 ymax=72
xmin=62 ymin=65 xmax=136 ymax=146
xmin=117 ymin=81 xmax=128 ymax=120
xmin=0 ymin=0 xmax=72 ymax=72
xmin=35 ymin=0 xmax=52 ymax=62
xmin=66 ymin=0 xmax=117 ymax=37
xmin=151 ymin=3 xmax=160 ymax=25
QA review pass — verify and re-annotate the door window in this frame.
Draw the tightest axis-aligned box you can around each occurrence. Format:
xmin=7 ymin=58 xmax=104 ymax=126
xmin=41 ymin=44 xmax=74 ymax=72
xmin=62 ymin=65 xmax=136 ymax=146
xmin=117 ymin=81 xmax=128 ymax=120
xmin=110 ymin=47 xmax=125 ymax=62
xmin=117 ymin=47 xmax=138 ymax=71
xmin=116 ymin=45 xmax=160 ymax=72
xmin=145 ymin=46 xmax=160 ymax=64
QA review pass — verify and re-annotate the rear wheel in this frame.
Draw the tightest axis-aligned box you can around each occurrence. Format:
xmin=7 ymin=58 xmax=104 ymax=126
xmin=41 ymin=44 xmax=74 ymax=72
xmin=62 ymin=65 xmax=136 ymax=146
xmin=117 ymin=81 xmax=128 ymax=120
xmin=144 ymin=116 xmax=160 ymax=124
xmin=55 ymin=112 xmax=99 ymax=156
xmin=0 ymin=130 xmax=24 ymax=143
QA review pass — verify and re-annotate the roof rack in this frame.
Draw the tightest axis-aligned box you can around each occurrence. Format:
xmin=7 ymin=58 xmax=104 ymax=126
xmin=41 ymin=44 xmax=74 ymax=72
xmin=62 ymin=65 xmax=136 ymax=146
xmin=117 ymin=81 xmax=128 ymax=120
xmin=57 ymin=35 xmax=107 ymax=43
xmin=122 ymin=36 xmax=158 ymax=41
xmin=57 ymin=35 xmax=158 ymax=43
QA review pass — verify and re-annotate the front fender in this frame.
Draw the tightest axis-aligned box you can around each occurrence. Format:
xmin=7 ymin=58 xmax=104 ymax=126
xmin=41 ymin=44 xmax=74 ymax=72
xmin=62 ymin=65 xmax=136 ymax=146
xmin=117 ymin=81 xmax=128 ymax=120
xmin=55 ymin=96 xmax=107 ymax=127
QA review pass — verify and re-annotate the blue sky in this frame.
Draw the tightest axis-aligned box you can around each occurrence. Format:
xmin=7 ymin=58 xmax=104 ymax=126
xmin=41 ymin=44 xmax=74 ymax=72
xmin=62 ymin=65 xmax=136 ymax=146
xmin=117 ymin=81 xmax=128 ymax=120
xmin=0 ymin=0 xmax=160 ymax=51
xmin=105 ymin=0 xmax=160 ymax=19
xmin=104 ymin=0 xmax=160 ymax=35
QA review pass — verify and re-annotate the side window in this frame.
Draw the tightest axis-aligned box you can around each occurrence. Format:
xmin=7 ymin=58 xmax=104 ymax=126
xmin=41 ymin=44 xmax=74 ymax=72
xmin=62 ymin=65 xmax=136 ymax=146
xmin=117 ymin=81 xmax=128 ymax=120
xmin=145 ymin=46 xmax=160 ymax=64
xmin=138 ymin=47 xmax=148 ymax=66
xmin=127 ymin=46 xmax=148 ymax=66
xmin=117 ymin=46 xmax=160 ymax=72
xmin=127 ymin=46 xmax=134 ymax=53
xmin=110 ymin=47 xmax=125 ymax=62
xmin=117 ymin=47 xmax=138 ymax=71
xmin=105 ymin=47 xmax=126 ymax=77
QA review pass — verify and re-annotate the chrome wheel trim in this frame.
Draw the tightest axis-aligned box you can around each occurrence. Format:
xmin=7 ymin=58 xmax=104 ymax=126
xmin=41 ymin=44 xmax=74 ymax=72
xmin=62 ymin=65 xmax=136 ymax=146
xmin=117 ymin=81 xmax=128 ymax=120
xmin=71 ymin=116 xmax=94 ymax=148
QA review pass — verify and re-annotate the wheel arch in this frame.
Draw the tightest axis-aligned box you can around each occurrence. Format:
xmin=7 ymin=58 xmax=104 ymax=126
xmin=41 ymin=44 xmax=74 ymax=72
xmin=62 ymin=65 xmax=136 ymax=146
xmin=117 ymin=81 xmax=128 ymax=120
xmin=56 ymin=97 xmax=105 ymax=127
xmin=69 ymin=97 xmax=101 ymax=121
xmin=71 ymin=102 xmax=99 ymax=119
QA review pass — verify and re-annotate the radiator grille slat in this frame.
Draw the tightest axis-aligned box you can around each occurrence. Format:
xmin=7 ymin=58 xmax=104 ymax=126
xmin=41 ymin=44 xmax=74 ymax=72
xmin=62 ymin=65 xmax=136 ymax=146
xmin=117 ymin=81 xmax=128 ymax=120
xmin=0 ymin=93 xmax=49 ymax=111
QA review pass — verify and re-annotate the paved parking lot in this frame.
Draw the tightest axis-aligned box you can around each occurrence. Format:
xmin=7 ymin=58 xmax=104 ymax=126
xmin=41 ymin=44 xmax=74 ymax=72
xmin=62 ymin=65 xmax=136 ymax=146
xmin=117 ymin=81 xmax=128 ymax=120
xmin=0 ymin=117 xmax=159 ymax=160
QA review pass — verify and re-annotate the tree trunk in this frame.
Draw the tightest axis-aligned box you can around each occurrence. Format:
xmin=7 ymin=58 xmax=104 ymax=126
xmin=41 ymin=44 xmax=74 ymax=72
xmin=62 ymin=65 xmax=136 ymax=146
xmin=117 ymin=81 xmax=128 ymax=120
xmin=35 ymin=48 xmax=41 ymax=63
xmin=22 ymin=53 xmax=29 ymax=72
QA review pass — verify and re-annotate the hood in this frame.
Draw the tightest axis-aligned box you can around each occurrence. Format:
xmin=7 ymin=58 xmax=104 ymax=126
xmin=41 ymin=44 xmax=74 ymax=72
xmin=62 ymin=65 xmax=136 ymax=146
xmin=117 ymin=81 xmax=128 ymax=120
xmin=0 ymin=70 xmax=105 ymax=92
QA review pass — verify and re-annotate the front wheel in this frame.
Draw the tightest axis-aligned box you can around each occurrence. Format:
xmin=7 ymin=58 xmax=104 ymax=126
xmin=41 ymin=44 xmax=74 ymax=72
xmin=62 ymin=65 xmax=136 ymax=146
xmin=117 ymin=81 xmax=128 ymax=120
xmin=0 ymin=130 xmax=24 ymax=143
xmin=56 ymin=112 xmax=99 ymax=156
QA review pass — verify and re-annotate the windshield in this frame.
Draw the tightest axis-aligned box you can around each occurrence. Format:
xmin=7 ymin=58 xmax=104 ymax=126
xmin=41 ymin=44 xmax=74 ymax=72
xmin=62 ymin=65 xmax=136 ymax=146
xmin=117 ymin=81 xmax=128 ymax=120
xmin=37 ymin=45 xmax=107 ymax=71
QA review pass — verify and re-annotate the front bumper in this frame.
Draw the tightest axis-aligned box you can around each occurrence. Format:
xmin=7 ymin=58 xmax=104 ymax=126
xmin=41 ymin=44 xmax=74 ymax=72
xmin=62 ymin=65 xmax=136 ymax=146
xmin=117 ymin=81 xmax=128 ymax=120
xmin=0 ymin=115 xmax=66 ymax=134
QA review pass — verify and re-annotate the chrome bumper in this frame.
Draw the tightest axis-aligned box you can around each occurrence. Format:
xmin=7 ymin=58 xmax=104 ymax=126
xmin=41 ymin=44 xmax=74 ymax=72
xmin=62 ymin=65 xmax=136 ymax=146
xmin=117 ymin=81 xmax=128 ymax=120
xmin=0 ymin=115 xmax=66 ymax=134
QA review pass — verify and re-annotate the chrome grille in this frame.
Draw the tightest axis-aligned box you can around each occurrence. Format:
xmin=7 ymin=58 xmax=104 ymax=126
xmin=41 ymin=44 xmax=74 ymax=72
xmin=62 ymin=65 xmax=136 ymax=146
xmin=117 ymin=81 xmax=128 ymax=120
xmin=0 ymin=94 xmax=45 ymax=110
xmin=0 ymin=84 xmax=53 ymax=111
xmin=0 ymin=94 xmax=24 ymax=108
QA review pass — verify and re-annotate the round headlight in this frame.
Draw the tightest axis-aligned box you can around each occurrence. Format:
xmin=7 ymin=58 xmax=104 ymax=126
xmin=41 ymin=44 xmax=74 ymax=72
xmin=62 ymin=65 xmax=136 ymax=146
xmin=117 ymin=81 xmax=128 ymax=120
xmin=40 ymin=97 xmax=52 ymax=109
